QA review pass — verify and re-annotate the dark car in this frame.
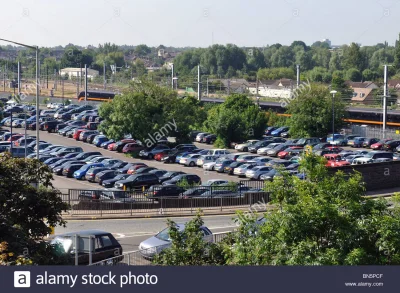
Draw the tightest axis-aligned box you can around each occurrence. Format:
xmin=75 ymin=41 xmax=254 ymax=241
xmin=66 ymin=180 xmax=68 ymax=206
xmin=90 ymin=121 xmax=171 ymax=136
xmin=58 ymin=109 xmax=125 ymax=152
xmin=214 ymin=159 xmax=235 ymax=173
xmin=85 ymin=167 xmax=109 ymax=182
xmin=53 ymin=160 xmax=82 ymax=175
xmin=62 ymin=163 xmax=87 ymax=177
xmin=384 ymin=140 xmax=400 ymax=152
xmin=158 ymin=171 xmax=186 ymax=183
xmin=45 ymin=120 xmax=63 ymax=133
xmin=363 ymin=138 xmax=380 ymax=148
xmin=50 ymin=230 xmax=123 ymax=265
xmin=95 ymin=170 xmax=119 ymax=185
xmin=109 ymin=161 xmax=129 ymax=170
xmin=102 ymin=173 xmax=131 ymax=188
xmin=114 ymin=173 xmax=160 ymax=191
xmin=271 ymin=127 xmax=289 ymax=137
xmin=248 ymin=140 xmax=274 ymax=153
xmin=203 ymin=134 xmax=217 ymax=144
xmin=145 ymin=185 xmax=185 ymax=199
xmin=75 ymin=151 xmax=102 ymax=161
xmin=114 ymin=139 xmax=136 ymax=152
xmin=163 ymin=174 xmax=201 ymax=186
xmin=265 ymin=126 xmax=278 ymax=136
xmin=295 ymin=137 xmax=321 ymax=147
xmin=224 ymin=161 xmax=247 ymax=175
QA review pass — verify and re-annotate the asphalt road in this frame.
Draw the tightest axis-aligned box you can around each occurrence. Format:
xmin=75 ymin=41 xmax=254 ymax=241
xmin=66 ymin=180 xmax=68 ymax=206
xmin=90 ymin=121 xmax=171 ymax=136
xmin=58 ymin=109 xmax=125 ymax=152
xmin=3 ymin=126 xmax=245 ymax=193
xmin=55 ymin=214 xmax=238 ymax=252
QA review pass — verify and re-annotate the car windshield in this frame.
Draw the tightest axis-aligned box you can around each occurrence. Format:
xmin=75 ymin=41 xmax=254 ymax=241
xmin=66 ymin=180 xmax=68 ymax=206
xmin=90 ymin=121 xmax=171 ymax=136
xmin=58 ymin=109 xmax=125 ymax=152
xmin=51 ymin=237 xmax=73 ymax=253
xmin=155 ymin=227 xmax=172 ymax=241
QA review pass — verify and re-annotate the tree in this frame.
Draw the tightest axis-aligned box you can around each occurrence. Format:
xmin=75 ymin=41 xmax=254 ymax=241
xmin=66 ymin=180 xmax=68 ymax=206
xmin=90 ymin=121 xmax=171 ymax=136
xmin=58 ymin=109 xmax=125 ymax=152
xmin=134 ymin=44 xmax=151 ymax=56
xmin=98 ymin=80 xmax=207 ymax=144
xmin=346 ymin=68 xmax=362 ymax=81
xmin=0 ymin=154 xmax=70 ymax=265
xmin=224 ymin=154 xmax=400 ymax=265
xmin=395 ymin=33 xmax=400 ymax=72
xmin=257 ymin=67 xmax=295 ymax=80
xmin=60 ymin=47 xmax=93 ymax=68
xmin=342 ymin=43 xmax=364 ymax=71
xmin=287 ymin=83 xmax=346 ymax=137
xmin=152 ymin=212 xmax=225 ymax=265
xmin=203 ymin=94 xmax=267 ymax=147
xmin=362 ymin=69 xmax=377 ymax=81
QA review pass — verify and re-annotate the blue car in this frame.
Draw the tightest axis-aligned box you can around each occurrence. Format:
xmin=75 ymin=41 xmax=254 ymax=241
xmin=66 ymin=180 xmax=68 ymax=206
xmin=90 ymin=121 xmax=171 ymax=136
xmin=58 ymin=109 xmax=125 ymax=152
xmin=326 ymin=133 xmax=342 ymax=143
xmin=100 ymin=139 xmax=115 ymax=149
xmin=73 ymin=163 xmax=104 ymax=180
xmin=0 ymin=117 xmax=8 ymax=126
xmin=271 ymin=127 xmax=289 ymax=137
xmin=93 ymin=135 xmax=108 ymax=147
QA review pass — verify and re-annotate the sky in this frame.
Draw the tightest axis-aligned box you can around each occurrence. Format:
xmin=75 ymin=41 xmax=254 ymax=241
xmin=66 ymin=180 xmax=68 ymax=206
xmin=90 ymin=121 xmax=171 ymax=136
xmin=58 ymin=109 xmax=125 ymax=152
xmin=0 ymin=0 xmax=400 ymax=48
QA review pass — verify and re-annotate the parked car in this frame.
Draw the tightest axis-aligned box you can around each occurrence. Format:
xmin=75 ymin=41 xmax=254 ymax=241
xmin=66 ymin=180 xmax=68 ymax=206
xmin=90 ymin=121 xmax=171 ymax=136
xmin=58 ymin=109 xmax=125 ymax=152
xmin=144 ymin=185 xmax=186 ymax=199
xmin=73 ymin=163 xmax=104 ymax=180
xmin=162 ymin=174 xmax=201 ymax=186
xmin=114 ymin=173 xmax=160 ymax=191
xmin=362 ymin=138 xmax=380 ymax=148
xmin=102 ymin=173 xmax=131 ymax=188
xmin=195 ymin=132 xmax=210 ymax=142
xmin=348 ymin=137 xmax=367 ymax=148
xmin=139 ymin=145 xmax=170 ymax=159
xmin=138 ymin=224 xmax=212 ymax=259
xmin=203 ymin=134 xmax=217 ymax=144
xmin=371 ymin=139 xmax=392 ymax=150
xmin=179 ymin=153 xmax=203 ymax=167
xmin=384 ymin=140 xmax=400 ymax=152
xmin=50 ymin=230 xmax=123 ymax=265
xmin=271 ymin=127 xmax=289 ymax=137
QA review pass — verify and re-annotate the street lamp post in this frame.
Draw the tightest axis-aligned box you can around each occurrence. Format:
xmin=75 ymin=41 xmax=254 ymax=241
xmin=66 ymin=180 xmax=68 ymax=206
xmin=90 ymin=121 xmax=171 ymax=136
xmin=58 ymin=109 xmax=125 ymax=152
xmin=0 ymin=38 xmax=40 ymax=160
xmin=330 ymin=90 xmax=337 ymax=139
xmin=256 ymin=96 xmax=260 ymax=109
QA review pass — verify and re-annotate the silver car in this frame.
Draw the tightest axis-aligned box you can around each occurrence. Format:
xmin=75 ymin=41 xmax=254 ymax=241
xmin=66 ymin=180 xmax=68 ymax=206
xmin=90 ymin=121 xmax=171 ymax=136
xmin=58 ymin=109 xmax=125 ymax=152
xmin=233 ymin=163 xmax=257 ymax=177
xmin=180 ymin=153 xmax=202 ymax=166
xmin=196 ymin=155 xmax=218 ymax=167
xmin=245 ymin=166 xmax=273 ymax=180
xmin=138 ymin=224 xmax=213 ymax=259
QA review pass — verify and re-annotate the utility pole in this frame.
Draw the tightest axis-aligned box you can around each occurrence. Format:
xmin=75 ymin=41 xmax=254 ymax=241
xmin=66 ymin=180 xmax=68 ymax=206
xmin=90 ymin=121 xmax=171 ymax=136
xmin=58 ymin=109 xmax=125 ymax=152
xmin=103 ymin=62 xmax=106 ymax=90
xmin=227 ymin=79 xmax=231 ymax=95
xmin=206 ymin=78 xmax=209 ymax=97
xmin=3 ymin=65 xmax=5 ymax=91
xmin=84 ymin=64 xmax=88 ymax=104
xmin=296 ymin=64 xmax=300 ymax=88
xmin=76 ymin=71 xmax=79 ymax=98
xmin=383 ymin=65 xmax=389 ymax=139
xmin=80 ymin=64 xmax=83 ymax=88
xmin=256 ymin=77 xmax=259 ymax=97
xmin=171 ymin=63 xmax=174 ymax=89
xmin=54 ymin=69 xmax=57 ymax=90
xmin=46 ymin=65 xmax=48 ymax=89
xmin=17 ymin=61 xmax=21 ymax=95
xmin=197 ymin=65 xmax=201 ymax=101
xmin=62 ymin=79 xmax=64 ymax=105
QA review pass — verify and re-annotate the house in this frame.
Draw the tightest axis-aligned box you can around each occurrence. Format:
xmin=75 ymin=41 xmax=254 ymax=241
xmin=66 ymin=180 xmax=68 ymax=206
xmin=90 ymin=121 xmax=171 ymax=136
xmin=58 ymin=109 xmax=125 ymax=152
xmin=59 ymin=67 xmax=99 ymax=80
xmin=388 ymin=79 xmax=400 ymax=90
xmin=345 ymin=81 xmax=378 ymax=89
xmin=350 ymin=87 xmax=375 ymax=104
xmin=248 ymin=79 xmax=294 ymax=99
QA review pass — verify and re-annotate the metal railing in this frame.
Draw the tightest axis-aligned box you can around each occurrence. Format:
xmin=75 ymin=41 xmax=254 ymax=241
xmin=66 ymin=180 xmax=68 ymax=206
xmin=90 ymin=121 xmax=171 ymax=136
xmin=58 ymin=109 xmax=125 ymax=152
xmin=61 ymin=184 xmax=270 ymax=217
xmin=89 ymin=231 xmax=231 ymax=266
xmin=351 ymin=125 xmax=400 ymax=140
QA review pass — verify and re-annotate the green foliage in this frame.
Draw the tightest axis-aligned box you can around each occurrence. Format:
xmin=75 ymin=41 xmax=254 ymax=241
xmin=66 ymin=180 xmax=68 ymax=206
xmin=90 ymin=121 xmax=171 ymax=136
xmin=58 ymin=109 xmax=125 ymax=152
xmin=342 ymin=43 xmax=365 ymax=71
xmin=98 ymin=80 xmax=207 ymax=143
xmin=287 ymin=83 xmax=346 ymax=137
xmin=0 ymin=154 xmax=70 ymax=265
xmin=203 ymin=94 xmax=267 ymax=147
xmin=43 ymin=97 xmax=50 ymax=105
xmin=64 ymin=99 xmax=71 ymax=106
xmin=346 ymin=68 xmax=362 ymax=81
xmin=257 ymin=67 xmax=295 ymax=80
xmin=265 ymin=111 xmax=288 ymax=127
xmin=152 ymin=213 xmax=226 ymax=265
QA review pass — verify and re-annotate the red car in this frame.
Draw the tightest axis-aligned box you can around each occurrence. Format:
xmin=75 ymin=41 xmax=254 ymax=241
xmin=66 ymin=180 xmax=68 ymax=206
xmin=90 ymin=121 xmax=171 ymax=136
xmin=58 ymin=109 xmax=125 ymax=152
xmin=277 ymin=146 xmax=303 ymax=159
xmin=122 ymin=143 xmax=144 ymax=154
xmin=323 ymin=154 xmax=350 ymax=167
xmin=8 ymin=134 xmax=24 ymax=142
xmin=371 ymin=139 xmax=392 ymax=150
xmin=107 ymin=142 xmax=116 ymax=151
xmin=325 ymin=146 xmax=343 ymax=153
xmin=154 ymin=151 xmax=170 ymax=161
xmin=73 ymin=128 xmax=86 ymax=140
xmin=127 ymin=164 xmax=147 ymax=175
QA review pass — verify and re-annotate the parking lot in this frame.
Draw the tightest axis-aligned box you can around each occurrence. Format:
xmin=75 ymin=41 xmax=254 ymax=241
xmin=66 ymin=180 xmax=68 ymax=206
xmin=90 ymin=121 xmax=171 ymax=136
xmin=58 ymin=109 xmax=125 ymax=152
xmin=3 ymin=126 xmax=247 ymax=192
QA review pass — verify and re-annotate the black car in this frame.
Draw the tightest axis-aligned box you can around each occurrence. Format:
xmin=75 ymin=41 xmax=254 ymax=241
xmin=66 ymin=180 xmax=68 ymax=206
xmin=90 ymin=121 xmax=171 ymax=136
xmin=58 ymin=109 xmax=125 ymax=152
xmin=163 ymin=174 xmax=201 ymax=186
xmin=248 ymin=140 xmax=274 ymax=153
xmin=85 ymin=167 xmax=109 ymax=182
xmin=383 ymin=140 xmax=400 ymax=152
xmin=53 ymin=160 xmax=82 ymax=175
xmin=114 ymin=173 xmax=160 ymax=190
xmin=145 ymin=185 xmax=185 ymax=199
xmin=75 ymin=151 xmax=103 ymax=160
xmin=158 ymin=171 xmax=186 ymax=183
xmin=109 ymin=161 xmax=129 ymax=170
xmin=224 ymin=161 xmax=246 ymax=175
xmin=363 ymin=138 xmax=380 ymax=148
xmin=44 ymin=120 xmax=63 ymax=133
xmin=62 ymin=163 xmax=87 ymax=177
xmin=102 ymin=173 xmax=131 ymax=188
xmin=204 ymin=134 xmax=217 ymax=144
xmin=50 ymin=230 xmax=123 ymax=265
xmin=94 ymin=170 xmax=119 ymax=185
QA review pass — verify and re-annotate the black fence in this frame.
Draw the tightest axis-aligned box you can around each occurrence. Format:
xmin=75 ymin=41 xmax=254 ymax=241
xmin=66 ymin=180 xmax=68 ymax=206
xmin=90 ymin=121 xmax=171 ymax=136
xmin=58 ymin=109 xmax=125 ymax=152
xmin=61 ymin=182 xmax=270 ymax=216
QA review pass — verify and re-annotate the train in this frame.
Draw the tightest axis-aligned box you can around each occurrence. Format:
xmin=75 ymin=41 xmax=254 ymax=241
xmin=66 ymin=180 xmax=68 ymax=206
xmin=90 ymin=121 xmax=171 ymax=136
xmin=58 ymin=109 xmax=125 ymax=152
xmin=77 ymin=90 xmax=116 ymax=102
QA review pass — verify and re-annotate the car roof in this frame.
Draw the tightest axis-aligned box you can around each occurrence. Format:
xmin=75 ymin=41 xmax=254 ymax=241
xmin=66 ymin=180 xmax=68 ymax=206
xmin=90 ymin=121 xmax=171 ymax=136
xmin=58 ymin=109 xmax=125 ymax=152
xmin=55 ymin=229 xmax=111 ymax=237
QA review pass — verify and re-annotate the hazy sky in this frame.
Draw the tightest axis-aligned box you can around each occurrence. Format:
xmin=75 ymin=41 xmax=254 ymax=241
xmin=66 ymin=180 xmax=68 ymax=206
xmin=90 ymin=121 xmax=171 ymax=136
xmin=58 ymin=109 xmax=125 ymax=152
xmin=1 ymin=0 xmax=400 ymax=48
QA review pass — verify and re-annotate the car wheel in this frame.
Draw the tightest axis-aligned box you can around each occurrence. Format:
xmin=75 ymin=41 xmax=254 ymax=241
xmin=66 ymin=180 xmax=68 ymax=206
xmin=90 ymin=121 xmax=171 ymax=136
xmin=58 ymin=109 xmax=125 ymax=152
xmin=148 ymin=153 xmax=154 ymax=160
xmin=243 ymin=147 xmax=248 ymax=152
xmin=189 ymin=161 xmax=195 ymax=167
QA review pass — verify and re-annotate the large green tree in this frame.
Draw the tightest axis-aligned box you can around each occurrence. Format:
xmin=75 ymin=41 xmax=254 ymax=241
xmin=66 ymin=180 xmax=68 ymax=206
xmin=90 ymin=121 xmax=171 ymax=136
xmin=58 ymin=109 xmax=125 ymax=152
xmin=0 ymin=154 xmax=70 ymax=265
xmin=98 ymin=80 xmax=207 ymax=145
xmin=287 ymin=83 xmax=346 ymax=137
xmin=203 ymin=94 xmax=267 ymax=147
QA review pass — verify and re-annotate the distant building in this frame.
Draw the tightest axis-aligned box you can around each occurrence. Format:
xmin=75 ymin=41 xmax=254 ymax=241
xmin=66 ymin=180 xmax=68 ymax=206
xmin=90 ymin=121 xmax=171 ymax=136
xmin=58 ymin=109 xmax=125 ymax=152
xmin=59 ymin=67 xmax=99 ymax=80
xmin=322 ymin=39 xmax=332 ymax=47
xmin=345 ymin=81 xmax=378 ymax=90
xmin=248 ymin=79 xmax=294 ymax=99
xmin=347 ymin=81 xmax=378 ymax=105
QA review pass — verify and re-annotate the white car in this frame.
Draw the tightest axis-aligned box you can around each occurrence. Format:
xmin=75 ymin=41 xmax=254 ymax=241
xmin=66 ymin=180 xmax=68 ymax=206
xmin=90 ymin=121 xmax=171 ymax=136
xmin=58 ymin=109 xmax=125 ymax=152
xmin=235 ymin=140 xmax=260 ymax=152
xmin=196 ymin=155 xmax=218 ymax=167
xmin=257 ymin=143 xmax=282 ymax=155
xmin=202 ymin=179 xmax=229 ymax=186
xmin=351 ymin=157 xmax=373 ymax=165
xmin=206 ymin=149 xmax=230 ymax=157
xmin=203 ymin=161 xmax=217 ymax=171
xmin=180 ymin=153 xmax=202 ymax=167
xmin=46 ymin=102 xmax=54 ymax=109
xmin=51 ymin=103 xmax=64 ymax=109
